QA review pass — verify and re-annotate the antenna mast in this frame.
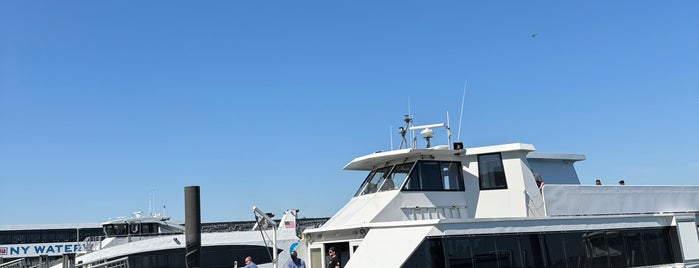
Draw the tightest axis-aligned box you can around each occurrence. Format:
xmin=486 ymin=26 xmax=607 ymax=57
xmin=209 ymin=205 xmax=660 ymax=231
xmin=389 ymin=126 xmax=394 ymax=150
xmin=149 ymin=192 xmax=154 ymax=216
xmin=408 ymin=100 xmax=415 ymax=148
xmin=446 ymin=111 xmax=452 ymax=149
xmin=398 ymin=115 xmax=413 ymax=149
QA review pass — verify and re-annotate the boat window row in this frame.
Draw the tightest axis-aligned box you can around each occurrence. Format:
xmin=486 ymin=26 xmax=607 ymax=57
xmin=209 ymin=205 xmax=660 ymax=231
xmin=122 ymin=245 xmax=276 ymax=268
xmin=0 ymin=228 xmax=104 ymax=244
xmin=103 ymin=222 xmax=159 ymax=237
xmin=354 ymin=160 xmax=465 ymax=196
xmin=402 ymin=227 xmax=681 ymax=268
xmin=354 ymin=153 xmax=513 ymax=196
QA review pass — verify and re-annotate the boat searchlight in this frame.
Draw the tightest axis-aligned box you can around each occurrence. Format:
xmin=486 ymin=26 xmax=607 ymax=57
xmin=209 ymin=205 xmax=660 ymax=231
xmin=410 ymin=123 xmax=444 ymax=148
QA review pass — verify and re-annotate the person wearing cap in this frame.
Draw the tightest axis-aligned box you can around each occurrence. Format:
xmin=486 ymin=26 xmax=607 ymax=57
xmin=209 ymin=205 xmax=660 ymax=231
xmin=286 ymin=250 xmax=306 ymax=268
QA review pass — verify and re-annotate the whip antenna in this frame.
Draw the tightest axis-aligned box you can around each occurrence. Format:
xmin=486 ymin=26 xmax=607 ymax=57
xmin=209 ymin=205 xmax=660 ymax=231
xmin=457 ymin=80 xmax=467 ymax=142
xmin=446 ymin=111 xmax=452 ymax=148
xmin=389 ymin=125 xmax=394 ymax=150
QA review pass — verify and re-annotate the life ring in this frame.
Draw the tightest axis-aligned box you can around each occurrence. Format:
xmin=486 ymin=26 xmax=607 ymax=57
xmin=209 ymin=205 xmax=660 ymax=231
xmin=130 ymin=222 xmax=141 ymax=234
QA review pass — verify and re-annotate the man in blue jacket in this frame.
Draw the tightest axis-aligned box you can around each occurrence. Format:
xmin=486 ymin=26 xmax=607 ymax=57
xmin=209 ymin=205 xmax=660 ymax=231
xmin=242 ymin=256 xmax=257 ymax=268
xmin=286 ymin=251 xmax=306 ymax=268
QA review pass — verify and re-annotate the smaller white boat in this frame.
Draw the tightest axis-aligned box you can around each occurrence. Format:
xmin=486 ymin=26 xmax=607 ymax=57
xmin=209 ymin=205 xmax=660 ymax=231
xmin=49 ymin=208 xmax=307 ymax=268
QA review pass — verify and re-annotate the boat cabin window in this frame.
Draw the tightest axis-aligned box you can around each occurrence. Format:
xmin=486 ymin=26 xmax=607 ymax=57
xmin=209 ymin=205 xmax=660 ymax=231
xmin=141 ymin=223 xmax=155 ymax=234
xmin=406 ymin=227 xmax=679 ymax=268
xmin=354 ymin=161 xmax=465 ymax=196
xmin=379 ymin=162 xmax=412 ymax=192
xmin=403 ymin=161 xmax=465 ymax=191
xmin=104 ymin=224 xmax=129 ymax=236
xmin=478 ymin=153 xmax=508 ymax=190
xmin=355 ymin=163 xmax=415 ymax=196
xmin=355 ymin=166 xmax=393 ymax=196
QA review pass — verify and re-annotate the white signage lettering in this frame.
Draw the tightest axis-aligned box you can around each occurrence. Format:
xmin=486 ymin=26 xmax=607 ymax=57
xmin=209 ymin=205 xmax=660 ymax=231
xmin=0 ymin=242 xmax=90 ymax=257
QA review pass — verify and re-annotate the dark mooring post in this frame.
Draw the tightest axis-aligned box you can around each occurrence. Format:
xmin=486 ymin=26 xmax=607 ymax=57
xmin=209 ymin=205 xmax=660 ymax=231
xmin=184 ymin=186 xmax=201 ymax=268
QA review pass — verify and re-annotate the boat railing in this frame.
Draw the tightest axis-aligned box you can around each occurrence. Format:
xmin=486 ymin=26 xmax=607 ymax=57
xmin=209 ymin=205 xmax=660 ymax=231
xmin=82 ymin=235 xmax=107 ymax=253
xmin=27 ymin=263 xmax=47 ymax=268
xmin=542 ymin=185 xmax=699 ymax=216
xmin=76 ymin=257 xmax=128 ymax=268
xmin=83 ymin=232 xmax=171 ymax=252
xmin=0 ymin=258 xmax=27 ymax=268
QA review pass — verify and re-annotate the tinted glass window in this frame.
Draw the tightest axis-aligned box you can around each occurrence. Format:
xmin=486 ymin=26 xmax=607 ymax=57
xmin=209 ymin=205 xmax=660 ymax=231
xmin=478 ymin=153 xmax=507 ymax=190
xmin=405 ymin=228 xmax=677 ymax=268
xmin=561 ymin=232 xmax=589 ymax=268
xmin=443 ymin=162 xmax=464 ymax=190
xmin=402 ymin=238 xmax=445 ymax=268
xmin=55 ymin=231 xmax=70 ymax=242
xmin=493 ymin=235 xmax=523 ymax=268
xmin=27 ymin=232 xmax=41 ymax=243
xmin=625 ymin=231 xmax=646 ymax=266
xmin=471 ymin=236 xmax=498 ymax=268
xmin=447 ymin=236 xmax=474 ymax=268
xmin=13 ymin=233 xmax=26 ymax=243
xmin=403 ymin=161 xmax=464 ymax=191
xmin=586 ymin=231 xmax=610 ymax=268
xmin=642 ymin=228 xmax=672 ymax=265
xmin=1 ymin=233 xmax=12 ymax=244
xmin=419 ymin=162 xmax=444 ymax=190
xmin=142 ymin=223 xmax=154 ymax=234
xmin=355 ymin=167 xmax=391 ymax=196
xmin=379 ymin=162 xmax=413 ymax=192
xmin=605 ymin=231 xmax=626 ymax=268
xmin=127 ymin=245 xmax=275 ymax=268
xmin=0 ymin=233 xmax=11 ymax=244
xmin=519 ymin=234 xmax=545 ymax=268
xmin=545 ymin=233 xmax=566 ymax=268
xmin=78 ymin=228 xmax=101 ymax=241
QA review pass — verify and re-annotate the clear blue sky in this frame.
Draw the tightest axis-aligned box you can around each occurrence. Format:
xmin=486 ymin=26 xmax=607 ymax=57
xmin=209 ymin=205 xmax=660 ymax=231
xmin=1 ymin=1 xmax=697 ymax=225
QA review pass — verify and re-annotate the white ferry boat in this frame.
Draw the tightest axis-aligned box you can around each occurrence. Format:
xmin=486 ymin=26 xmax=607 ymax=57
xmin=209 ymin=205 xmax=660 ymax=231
xmin=1 ymin=209 xmax=328 ymax=268
xmin=298 ymin=116 xmax=699 ymax=268
xmin=0 ymin=223 xmax=103 ymax=267
xmin=62 ymin=208 xmax=307 ymax=268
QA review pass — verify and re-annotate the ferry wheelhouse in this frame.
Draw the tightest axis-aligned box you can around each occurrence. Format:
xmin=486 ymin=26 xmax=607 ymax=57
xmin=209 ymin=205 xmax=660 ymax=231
xmin=299 ymin=118 xmax=699 ymax=268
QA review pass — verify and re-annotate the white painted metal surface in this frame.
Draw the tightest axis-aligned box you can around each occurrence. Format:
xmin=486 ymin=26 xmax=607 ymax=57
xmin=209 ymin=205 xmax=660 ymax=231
xmin=344 ymin=226 xmax=433 ymax=268
xmin=543 ymin=185 xmax=699 ymax=216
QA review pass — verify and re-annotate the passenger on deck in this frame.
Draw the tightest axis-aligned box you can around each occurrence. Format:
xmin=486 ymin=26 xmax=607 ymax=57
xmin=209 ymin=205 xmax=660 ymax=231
xmin=287 ymin=250 xmax=306 ymax=268
xmin=532 ymin=169 xmax=544 ymax=192
xmin=618 ymin=180 xmax=625 ymax=185
xmin=241 ymin=256 xmax=257 ymax=268
xmin=595 ymin=179 xmax=602 ymax=185
xmin=327 ymin=247 xmax=340 ymax=268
